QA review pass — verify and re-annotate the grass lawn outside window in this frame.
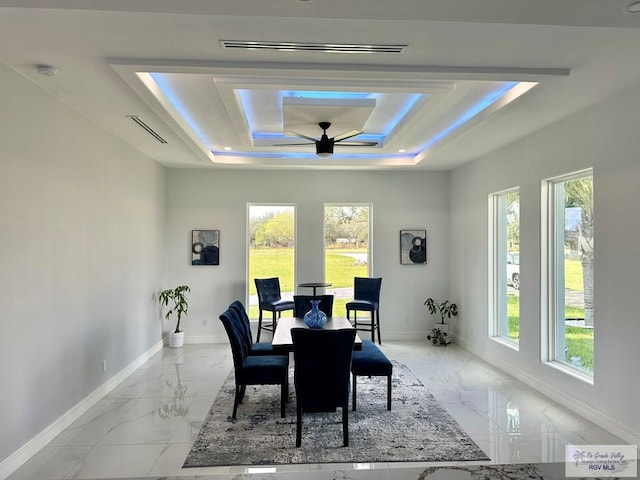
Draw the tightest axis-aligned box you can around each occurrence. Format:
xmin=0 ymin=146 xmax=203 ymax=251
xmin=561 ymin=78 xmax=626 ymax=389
xmin=248 ymin=248 xmax=367 ymax=318
xmin=507 ymin=259 xmax=592 ymax=371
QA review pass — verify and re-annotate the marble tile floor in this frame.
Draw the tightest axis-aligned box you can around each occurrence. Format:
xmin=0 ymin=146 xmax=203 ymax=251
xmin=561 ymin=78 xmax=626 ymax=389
xmin=5 ymin=341 xmax=630 ymax=480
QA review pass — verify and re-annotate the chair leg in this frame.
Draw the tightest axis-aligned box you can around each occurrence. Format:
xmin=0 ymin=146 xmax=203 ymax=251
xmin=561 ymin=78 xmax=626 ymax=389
xmin=352 ymin=374 xmax=357 ymax=411
xmin=370 ymin=311 xmax=375 ymax=342
xmin=342 ymin=403 xmax=349 ymax=447
xmin=232 ymin=384 xmax=242 ymax=419
xmin=376 ymin=309 xmax=382 ymax=344
xmin=273 ymin=310 xmax=278 ymax=332
xmin=387 ymin=373 xmax=392 ymax=410
xmin=281 ymin=381 xmax=286 ymax=418
xmin=257 ymin=309 xmax=263 ymax=342
xmin=296 ymin=405 xmax=302 ymax=447
xmin=285 ymin=370 xmax=290 ymax=402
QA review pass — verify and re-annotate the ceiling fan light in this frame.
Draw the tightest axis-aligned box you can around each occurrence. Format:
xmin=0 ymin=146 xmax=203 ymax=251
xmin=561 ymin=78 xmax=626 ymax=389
xmin=317 ymin=151 xmax=332 ymax=157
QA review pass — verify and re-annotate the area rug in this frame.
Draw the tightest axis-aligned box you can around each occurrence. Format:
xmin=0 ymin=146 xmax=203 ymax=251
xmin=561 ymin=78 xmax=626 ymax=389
xmin=183 ymin=360 xmax=489 ymax=467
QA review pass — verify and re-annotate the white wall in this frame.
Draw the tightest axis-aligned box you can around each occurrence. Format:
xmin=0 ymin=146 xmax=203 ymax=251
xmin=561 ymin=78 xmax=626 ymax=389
xmin=0 ymin=63 xmax=166 ymax=463
xmin=165 ymin=169 xmax=450 ymax=343
xmin=449 ymin=81 xmax=640 ymax=443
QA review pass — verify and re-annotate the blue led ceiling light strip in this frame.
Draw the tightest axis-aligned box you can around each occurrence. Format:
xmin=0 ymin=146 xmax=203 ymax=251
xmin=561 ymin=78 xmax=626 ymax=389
xmin=210 ymin=150 xmax=415 ymax=160
xmin=152 ymin=76 xmax=517 ymax=160
xmin=378 ymin=93 xmax=423 ymax=136
xmin=282 ymin=90 xmax=373 ymax=100
xmin=237 ymin=89 xmax=259 ymax=133
xmin=421 ymin=82 xmax=518 ymax=150
xmin=150 ymin=73 xmax=210 ymax=145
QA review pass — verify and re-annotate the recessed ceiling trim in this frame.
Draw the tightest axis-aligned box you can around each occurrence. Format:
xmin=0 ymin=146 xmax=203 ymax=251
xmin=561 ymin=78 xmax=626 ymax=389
xmin=220 ymin=40 xmax=407 ymax=54
xmin=111 ymin=59 xmax=569 ymax=83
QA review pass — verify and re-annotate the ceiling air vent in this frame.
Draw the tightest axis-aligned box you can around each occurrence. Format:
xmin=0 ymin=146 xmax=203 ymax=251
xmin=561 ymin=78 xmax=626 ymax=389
xmin=220 ymin=40 xmax=407 ymax=54
xmin=126 ymin=115 xmax=168 ymax=144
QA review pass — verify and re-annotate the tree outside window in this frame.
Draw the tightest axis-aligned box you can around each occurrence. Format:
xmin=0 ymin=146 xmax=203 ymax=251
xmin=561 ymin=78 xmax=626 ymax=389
xmin=547 ymin=171 xmax=594 ymax=374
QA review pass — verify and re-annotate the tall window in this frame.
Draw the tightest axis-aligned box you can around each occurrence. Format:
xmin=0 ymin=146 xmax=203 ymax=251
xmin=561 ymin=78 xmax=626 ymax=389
xmin=490 ymin=189 xmax=520 ymax=345
xmin=544 ymin=170 xmax=594 ymax=376
xmin=324 ymin=204 xmax=371 ymax=317
xmin=247 ymin=205 xmax=295 ymax=319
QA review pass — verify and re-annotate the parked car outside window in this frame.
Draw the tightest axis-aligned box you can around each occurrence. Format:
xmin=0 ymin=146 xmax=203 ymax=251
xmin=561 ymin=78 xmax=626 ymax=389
xmin=507 ymin=252 xmax=520 ymax=289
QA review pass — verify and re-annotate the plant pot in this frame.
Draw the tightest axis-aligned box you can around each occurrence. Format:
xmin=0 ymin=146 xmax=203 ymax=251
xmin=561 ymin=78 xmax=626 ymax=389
xmin=435 ymin=322 xmax=449 ymax=336
xmin=169 ymin=331 xmax=185 ymax=348
xmin=428 ymin=323 xmax=451 ymax=346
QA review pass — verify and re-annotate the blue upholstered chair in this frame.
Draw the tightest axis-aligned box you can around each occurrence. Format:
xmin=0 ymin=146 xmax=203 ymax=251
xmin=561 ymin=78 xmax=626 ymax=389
xmin=219 ymin=308 xmax=289 ymax=419
xmin=346 ymin=277 xmax=382 ymax=344
xmin=293 ymin=294 xmax=334 ymax=318
xmin=228 ymin=300 xmax=277 ymax=356
xmin=255 ymin=277 xmax=295 ymax=342
xmin=291 ymin=328 xmax=356 ymax=447
xmin=351 ymin=340 xmax=393 ymax=411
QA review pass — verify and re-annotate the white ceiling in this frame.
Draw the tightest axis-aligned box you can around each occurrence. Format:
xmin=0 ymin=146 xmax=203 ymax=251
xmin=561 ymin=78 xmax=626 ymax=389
xmin=2 ymin=1 xmax=640 ymax=170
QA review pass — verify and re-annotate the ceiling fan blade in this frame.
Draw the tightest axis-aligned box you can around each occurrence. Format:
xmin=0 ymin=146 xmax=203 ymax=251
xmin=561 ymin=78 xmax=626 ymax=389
xmin=335 ymin=141 xmax=379 ymax=146
xmin=333 ymin=129 xmax=364 ymax=142
xmin=284 ymin=131 xmax=318 ymax=142
xmin=273 ymin=141 xmax=316 ymax=146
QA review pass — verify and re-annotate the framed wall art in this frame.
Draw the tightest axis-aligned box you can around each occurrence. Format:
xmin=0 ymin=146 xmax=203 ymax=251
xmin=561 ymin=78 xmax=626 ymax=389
xmin=400 ymin=229 xmax=427 ymax=265
xmin=192 ymin=230 xmax=219 ymax=265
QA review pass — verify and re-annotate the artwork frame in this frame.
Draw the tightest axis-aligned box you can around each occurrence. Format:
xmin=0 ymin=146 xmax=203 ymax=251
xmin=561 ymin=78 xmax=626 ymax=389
xmin=192 ymin=230 xmax=220 ymax=265
xmin=400 ymin=229 xmax=427 ymax=265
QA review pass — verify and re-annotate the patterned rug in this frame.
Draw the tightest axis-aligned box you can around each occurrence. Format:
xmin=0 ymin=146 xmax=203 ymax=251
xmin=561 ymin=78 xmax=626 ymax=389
xmin=183 ymin=361 xmax=489 ymax=467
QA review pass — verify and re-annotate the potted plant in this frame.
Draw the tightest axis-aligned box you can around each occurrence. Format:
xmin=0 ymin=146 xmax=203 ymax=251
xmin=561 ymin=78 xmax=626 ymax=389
xmin=427 ymin=327 xmax=450 ymax=346
xmin=159 ymin=285 xmax=190 ymax=348
xmin=424 ymin=298 xmax=458 ymax=345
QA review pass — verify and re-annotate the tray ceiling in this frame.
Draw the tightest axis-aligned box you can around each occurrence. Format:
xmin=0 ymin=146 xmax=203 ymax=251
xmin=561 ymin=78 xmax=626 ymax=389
xmin=1 ymin=1 xmax=640 ymax=170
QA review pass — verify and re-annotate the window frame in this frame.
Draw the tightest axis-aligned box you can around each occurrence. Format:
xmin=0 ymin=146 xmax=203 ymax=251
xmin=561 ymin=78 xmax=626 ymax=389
xmin=489 ymin=188 xmax=520 ymax=348
xmin=323 ymin=203 xmax=373 ymax=317
xmin=246 ymin=203 xmax=297 ymax=318
xmin=542 ymin=168 xmax=594 ymax=381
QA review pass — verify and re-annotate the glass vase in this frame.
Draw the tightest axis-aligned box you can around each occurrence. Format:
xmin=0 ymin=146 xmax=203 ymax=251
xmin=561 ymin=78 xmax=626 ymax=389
xmin=303 ymin=299 xmax=327 ymax=329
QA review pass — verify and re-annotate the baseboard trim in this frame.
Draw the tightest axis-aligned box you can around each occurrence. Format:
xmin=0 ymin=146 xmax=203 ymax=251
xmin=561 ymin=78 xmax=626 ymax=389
xmin=457 ymin=336 xmax=640 ymax=446
xmin=0 ymin=340 xmax=163 ymax=480
xmin=183 ymin=332 xmax=429 ymax=345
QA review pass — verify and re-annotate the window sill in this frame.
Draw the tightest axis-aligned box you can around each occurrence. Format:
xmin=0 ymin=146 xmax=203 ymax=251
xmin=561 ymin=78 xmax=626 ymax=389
xmin=490 ymin=336 xmax=519 ymax=351
xmin=545 ymin=360 xmax=594 ymax=385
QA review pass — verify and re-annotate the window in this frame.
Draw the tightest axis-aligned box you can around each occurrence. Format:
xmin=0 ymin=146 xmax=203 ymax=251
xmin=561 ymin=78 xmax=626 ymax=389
xmin=324 ymin=204 xmax=371 ymax=317
xmin=490 ymin=189 xmax=520 ymax=345
xmin=247 ymin=205 xmax=295 ymax=318
xmin=544 ymin=170 xmax=594 ymax=376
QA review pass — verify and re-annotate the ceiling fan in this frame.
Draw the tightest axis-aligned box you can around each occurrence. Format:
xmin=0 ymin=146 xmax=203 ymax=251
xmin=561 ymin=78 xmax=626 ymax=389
xmin=276 ymin=121 xmax=378 ymax=157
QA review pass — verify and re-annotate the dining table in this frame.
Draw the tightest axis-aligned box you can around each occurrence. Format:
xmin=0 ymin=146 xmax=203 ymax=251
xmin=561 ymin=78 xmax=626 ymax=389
xmin=296 ymin=282 xmax=332 ymax=296
xmin=272 ymin=316 xmax=362 ymax=352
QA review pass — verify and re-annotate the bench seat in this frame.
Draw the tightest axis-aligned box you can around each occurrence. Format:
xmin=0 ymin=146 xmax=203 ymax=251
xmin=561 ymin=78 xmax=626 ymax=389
xmin=351 ymin=340 xmax=393 ymax=410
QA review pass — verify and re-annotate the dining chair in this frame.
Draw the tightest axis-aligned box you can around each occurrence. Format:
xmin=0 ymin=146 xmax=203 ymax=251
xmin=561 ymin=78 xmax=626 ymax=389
xmin=228 ymin=300 xmax=279 ymax=356
xmin=346 ymin=277 xmax=383 ymax=344
xmin=293 ymin=294 xmax=334 ymax=318
xmin=291 ymin=327 xmax=356 ymax=447
xmin=219 ymin=308 xmax=289 ymax=419
xmin=255 ymin=277 xmax=295 ymax=342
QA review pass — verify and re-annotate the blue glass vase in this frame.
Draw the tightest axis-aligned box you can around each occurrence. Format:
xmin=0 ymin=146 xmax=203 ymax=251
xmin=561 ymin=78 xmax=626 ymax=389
xmin=303 ymin=299 xmax=327 ymax=329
